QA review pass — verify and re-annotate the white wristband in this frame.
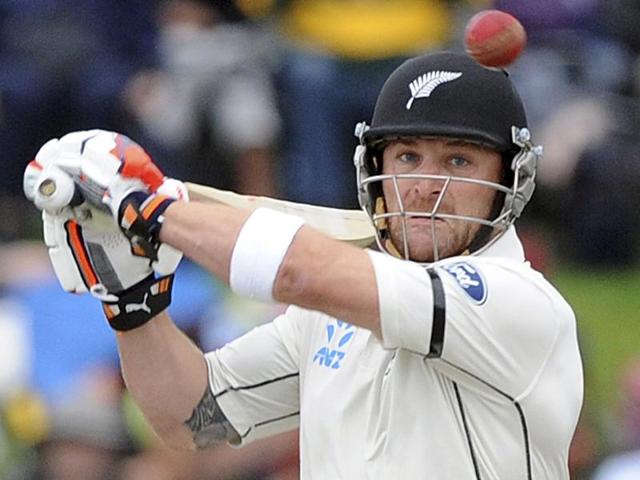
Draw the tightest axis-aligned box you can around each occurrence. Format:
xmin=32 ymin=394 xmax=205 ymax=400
xmin=229 ymin=208 xmax=305 ymax=302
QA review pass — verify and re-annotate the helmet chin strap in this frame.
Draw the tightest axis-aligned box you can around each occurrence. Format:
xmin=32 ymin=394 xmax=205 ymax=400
xmin=374 ymin=197 xmax=388 ymax=230
xmin=374 ymin=196 xmax=404 ymax=259
xmin=384 ymin=238 xmax=404 ymax=258
xmin=465 ymin=190 xmax=506 ymax=253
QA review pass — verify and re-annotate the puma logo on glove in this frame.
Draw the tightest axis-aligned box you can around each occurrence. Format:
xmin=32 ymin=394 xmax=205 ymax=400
xmin=125 ymin=293 xmax=151 ymax=314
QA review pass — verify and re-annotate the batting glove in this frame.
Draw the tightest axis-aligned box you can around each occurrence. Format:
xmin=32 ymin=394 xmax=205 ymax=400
xmin=38 ymin=204 xmax=175 ymax=331
xmin=24 ymin=129 xmax=187 ymax=274
xmin=23 ymin=132 xmax=187 ymax=331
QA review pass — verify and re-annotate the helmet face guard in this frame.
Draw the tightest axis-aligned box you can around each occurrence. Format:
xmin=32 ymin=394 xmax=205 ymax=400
xmin=353 ymin=52 xmax=543 ymax=262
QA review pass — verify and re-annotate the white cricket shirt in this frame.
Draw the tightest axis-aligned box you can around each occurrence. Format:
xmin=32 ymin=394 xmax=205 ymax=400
xmin=205 ymin=227 xmax=583 ymax=479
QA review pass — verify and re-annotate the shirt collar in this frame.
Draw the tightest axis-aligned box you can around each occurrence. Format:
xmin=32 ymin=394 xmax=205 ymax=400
xmin=478 ymin=226 xmax=525 ymax=261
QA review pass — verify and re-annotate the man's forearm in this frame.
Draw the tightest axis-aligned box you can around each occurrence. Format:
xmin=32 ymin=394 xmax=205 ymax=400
xmin=159 ymin=200 xmax=382 ymax=337
xmin=116 ymin=310 xmax=212 ymax=450
xmin=159 ymin=201 xmax=250 ymax=285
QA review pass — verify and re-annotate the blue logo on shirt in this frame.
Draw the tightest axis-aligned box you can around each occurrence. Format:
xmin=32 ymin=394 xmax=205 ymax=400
xmin=442 ymin=262 xmax=487 ymax=304
xmin=313 ymin=320 xmax=355 ymax=369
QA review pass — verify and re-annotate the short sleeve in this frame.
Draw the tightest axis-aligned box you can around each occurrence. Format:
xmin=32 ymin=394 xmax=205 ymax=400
xmin=368 ymin=250 xmax=565 ymax=398
xmin=367 ymin=250 xmax=436 ymax=353
xmin=205 ymin=307 xmax=302 ymax=445
xmin=434 ymin=260 xmax=563 ymax=398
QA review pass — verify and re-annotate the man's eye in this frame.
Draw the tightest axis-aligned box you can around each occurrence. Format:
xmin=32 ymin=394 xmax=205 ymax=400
xmin=449 ymin=156 xmax=469 ymax=168
xmin=398 ymin=152 xmax=420 ymax=164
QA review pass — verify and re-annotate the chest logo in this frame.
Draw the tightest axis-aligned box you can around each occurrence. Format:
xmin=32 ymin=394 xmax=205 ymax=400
xmin=442 ymin=262 xmax=487 ymax=304
xmin=313 ymin=320 xmax=355 ymax=370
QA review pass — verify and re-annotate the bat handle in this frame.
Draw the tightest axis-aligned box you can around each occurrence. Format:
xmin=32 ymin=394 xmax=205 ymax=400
xmin=33 ymin=167 xmax=84 ymax=211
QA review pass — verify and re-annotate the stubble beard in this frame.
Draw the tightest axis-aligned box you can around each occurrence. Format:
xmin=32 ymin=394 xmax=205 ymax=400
xmin=387 ymin=217 xmax=479 ymax=262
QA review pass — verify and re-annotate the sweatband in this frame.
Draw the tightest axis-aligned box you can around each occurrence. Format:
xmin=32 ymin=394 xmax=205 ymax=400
xmin=229 ymin=208 xmax=305 ymax=302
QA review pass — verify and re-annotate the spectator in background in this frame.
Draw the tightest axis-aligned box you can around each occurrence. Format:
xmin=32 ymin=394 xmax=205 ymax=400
xmin=531 ymin=92 xmax=640 ymax=266
xmin=495 ymin=0 xmax=640 ymax=266
xmin=125 ymin=0 xmax=281 ymax=197
xmin=0 ymin=367 xmax=131 ymax=480
xmin=494 ymin=0 xmax=633 ymax=124
xmin=118 ymin=426 xmax=299 ymax=480
xmin=0 ymin=0 xmax=158 ymax=152
xmin=0 ymin=237 xmax=297 ymax=479
xmin=567 ymin=106 xmax=640 ymax=266
xmin=602 ymin=0 xmax=640 ymax=58
xmin=271 ymin=0 xmax=465 ymax=208
xmin=0 ymin=0 xmax=159 ymax=240
xmin=32 ymin=373 xmax=130 ymax=480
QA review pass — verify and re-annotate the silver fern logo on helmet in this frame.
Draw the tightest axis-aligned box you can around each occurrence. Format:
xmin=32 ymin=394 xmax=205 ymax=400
xmin=406 ymin=71 xmax=463 ymax=110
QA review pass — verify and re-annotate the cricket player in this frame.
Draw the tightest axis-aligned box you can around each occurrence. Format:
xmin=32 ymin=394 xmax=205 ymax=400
xmin=24 ymin=52 xmax=583 ymax=478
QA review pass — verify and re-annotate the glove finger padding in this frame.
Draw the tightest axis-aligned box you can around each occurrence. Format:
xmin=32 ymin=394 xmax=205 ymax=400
xmin=56 ymin=129 xmax=162 ymax=190
xmin=26 ymin=132 xmax=185 ymax=273
xmin=28 ymin=129 xmax=162 ymax=216
xmin=43 ymin=209 xmax=90 ymax=294
xmin=53 ymin=130 xmax=186 ymax=269
xmin=61 ymin=130 xmax=152 ymax=215
xmin=43 ymin=205 xmax=175 ymax=330
xmin=44 ymin=206 xmax=152 ymax=298
xmin=23 ymin=160 xmax=44 ymax=203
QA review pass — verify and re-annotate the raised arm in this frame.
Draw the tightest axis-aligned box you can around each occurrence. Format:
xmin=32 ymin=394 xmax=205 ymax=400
xmin=159 ymin=200 xmax=382 ymax=337
xmin=116 ymin=200 xmax=381 ymax=450
xmin=25 ymin=129 xmax=376 ymax=452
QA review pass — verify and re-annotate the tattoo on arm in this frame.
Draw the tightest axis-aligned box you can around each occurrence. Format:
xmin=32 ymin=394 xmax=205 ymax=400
xmin=185 ymin=387 xmax=241 ymax=449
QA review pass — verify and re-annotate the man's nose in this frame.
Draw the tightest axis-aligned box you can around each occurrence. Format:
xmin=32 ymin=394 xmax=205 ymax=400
xmin=410 ymin=166 xmax=448 ymax=198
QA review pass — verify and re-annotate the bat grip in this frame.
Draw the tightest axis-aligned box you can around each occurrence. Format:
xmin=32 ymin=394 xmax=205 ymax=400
xmin=33 ymin=167 xmax=110 ymax=213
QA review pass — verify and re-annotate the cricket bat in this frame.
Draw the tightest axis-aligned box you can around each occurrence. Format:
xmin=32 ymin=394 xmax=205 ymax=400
xmin=28 ymin=167 xmax=376 ymax=248
xmin=185 ymin=182 xmax=376 ymax=248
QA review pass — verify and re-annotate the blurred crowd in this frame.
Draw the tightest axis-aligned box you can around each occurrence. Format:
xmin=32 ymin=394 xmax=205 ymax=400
xmin=0 ymin=0 xmax=639 ymax=478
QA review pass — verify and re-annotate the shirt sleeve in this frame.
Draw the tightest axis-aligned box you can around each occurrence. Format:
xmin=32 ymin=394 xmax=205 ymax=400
xmin=205 ymin=307 xmax=302 ymax=445
xmin=367 ymin=250 xmax=437 ymax=353
xmin=368 ymin=250 xmax=565 ymax=399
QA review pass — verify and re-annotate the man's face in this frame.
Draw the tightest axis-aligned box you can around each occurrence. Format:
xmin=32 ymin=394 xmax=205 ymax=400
xmin=381 ymin=137 xmax=503 ymax=262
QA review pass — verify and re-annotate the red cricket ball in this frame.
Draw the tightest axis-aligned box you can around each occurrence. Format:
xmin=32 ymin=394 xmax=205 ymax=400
xmin=464 ymin=9 xmax=527 ymax=68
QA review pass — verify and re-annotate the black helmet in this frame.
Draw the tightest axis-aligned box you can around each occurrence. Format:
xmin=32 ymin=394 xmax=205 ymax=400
xmin=353 ymin=52 xmax=542 ymax=262
xmin=363 ymin=51 xmax=528 ymax=152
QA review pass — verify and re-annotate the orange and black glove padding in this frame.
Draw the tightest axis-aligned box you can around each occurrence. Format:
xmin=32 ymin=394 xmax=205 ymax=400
xmin=23 ymin=130 xmax=185 ymax=331
xmin=118 ymin=191 xmax=176 ymax=262
xmin=102 ymin=273 xmax=174 ymax=331
xmin=22 ymin=129 xmax=185 ymax=268
xmin=31 ymin=201 xmax=178 ymax=332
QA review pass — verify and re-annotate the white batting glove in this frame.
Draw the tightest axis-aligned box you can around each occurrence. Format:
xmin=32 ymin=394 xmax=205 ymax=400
xmin=24 ymin=129 xmax=187 ymax=275
xmin=40 ymin=204 xmax=176 ymax=331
